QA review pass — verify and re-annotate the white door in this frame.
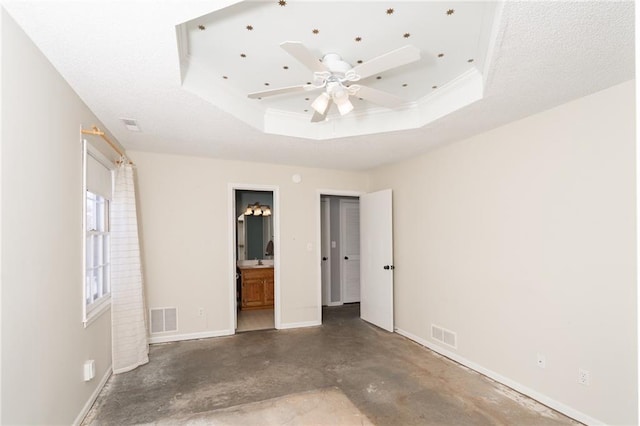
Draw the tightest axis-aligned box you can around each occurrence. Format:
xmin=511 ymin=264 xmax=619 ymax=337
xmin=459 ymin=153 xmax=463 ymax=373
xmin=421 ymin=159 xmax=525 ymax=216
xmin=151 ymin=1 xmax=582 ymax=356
xmin=321 ymin=198 xmax=331 ymax=305
xmin=340 ymin=199 xmax=360 ymax=303
xmin=360 ymin=189 xmax=394 ymax=332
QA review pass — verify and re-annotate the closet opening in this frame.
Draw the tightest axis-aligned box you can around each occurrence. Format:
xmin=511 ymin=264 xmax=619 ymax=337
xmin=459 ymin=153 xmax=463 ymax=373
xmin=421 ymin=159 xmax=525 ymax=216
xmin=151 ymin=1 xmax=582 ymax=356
xmin=320 ymin=194 xmax=361 ymax=321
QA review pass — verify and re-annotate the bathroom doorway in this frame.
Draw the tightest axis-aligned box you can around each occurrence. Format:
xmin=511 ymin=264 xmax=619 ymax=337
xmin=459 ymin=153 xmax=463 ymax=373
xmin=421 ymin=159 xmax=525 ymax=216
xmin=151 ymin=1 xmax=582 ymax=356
xmin=230 ymin=186 xmax=279 ymax=332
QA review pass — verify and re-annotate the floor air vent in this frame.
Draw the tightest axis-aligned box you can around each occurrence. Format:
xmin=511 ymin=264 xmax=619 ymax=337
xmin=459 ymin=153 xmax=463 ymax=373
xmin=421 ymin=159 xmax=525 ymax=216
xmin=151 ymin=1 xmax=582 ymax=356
xmin=431 ymin=324 xmax=457 ymax=349
xmin=150 ymin=307 xmax=178 ymax=333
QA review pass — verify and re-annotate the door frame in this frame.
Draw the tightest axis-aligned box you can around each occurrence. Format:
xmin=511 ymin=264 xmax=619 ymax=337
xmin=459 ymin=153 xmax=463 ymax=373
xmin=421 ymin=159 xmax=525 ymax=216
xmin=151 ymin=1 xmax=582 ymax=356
xmin=228 ymin=183 xmax=281 ymax=332
xmin=316 ymin=189 xmax=364 ymax=323
xmin=321 ymin=197 xmax=331 ymax=306
xmin=339 ymin=198 xmax=360 ymax=303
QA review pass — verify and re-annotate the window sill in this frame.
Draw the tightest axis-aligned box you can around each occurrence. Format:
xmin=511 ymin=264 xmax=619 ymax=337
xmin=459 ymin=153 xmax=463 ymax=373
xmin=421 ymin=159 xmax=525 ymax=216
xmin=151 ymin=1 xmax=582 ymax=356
xmin=84 ymin=296 xmax=111 ymax=328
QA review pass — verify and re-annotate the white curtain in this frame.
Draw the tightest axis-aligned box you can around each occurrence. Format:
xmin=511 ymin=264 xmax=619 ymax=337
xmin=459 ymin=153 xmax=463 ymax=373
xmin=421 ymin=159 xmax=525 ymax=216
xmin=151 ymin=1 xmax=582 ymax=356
xmin=111 ymin=159 xmax=149 ymax=374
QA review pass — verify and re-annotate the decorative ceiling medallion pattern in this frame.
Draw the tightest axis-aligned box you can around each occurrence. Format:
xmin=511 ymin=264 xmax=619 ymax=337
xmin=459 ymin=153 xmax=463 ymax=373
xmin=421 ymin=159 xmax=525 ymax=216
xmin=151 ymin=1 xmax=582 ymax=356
xmin=179 ymin=1 xmax=499 ymax=140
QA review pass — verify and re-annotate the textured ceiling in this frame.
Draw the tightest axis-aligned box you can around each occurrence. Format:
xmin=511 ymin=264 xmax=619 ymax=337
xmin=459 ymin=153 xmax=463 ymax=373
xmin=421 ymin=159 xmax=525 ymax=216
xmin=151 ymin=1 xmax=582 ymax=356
xmin=2 ymin=1 xmax=634 ymax=170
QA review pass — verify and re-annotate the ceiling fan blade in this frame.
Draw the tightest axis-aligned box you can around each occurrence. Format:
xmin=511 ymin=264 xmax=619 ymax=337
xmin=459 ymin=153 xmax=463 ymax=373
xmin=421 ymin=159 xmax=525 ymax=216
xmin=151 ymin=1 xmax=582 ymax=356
xmin=280 ymin=41 xmax=327 ymax=73
xmin=352 ymin=45 xmax=421 ymax=80
xmin=355 ymin=85 xmax=408 ymax=109
xmin=248 ymin=84 xmax=314 ymax=99
xmin=311 ymin=98 xmax=333 ymax=122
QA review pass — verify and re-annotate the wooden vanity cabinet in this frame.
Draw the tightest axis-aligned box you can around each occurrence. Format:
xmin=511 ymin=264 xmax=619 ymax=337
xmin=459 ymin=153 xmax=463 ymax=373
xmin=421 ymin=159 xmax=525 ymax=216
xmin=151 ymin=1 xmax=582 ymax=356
xmin=240 ymin=267 xmax=274 ymax=310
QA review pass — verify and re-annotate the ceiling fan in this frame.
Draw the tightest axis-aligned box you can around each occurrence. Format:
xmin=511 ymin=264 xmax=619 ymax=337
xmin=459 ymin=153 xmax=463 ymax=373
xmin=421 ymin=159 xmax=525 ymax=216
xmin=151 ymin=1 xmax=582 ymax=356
xmin=248 ymin=42 xmax=421 ymax=122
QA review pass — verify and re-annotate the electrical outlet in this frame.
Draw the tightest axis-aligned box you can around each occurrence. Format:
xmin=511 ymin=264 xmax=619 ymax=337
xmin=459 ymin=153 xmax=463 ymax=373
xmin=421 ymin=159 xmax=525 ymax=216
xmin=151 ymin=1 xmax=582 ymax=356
xmin=536 ymin=353 xmax=546 ymax=369
xmin=198 ymin=308 xmax=204 ymax=317
xmin=578 ymin=368 xmax=591 ymax=385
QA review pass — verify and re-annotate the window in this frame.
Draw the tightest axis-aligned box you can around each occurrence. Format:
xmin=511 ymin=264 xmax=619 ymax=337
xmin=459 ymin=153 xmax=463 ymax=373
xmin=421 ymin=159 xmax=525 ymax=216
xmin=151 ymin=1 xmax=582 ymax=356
xmin=83 ymin=141 xmax=114 ymax=325
xmin=86 ymin=191 xmax=110 ymax=309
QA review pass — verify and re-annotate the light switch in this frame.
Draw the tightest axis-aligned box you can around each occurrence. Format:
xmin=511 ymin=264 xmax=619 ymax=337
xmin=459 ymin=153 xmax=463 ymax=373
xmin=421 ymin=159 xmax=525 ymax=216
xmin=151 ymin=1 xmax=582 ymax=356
xmin=331 ymin=241 xmax=336 ymax=248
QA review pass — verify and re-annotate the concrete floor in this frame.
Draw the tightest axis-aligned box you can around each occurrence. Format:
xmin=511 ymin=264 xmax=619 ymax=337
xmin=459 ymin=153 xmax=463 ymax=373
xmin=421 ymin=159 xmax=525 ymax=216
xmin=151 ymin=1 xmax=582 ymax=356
xmin=84 ymin=304 xmax=581 ymax=425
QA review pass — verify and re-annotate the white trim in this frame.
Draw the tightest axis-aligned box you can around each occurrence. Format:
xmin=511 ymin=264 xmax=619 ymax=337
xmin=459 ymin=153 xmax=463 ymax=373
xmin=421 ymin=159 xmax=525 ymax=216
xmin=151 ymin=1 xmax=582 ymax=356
xmin=81 ymin=139 xmax=89 ymax=324
xmin=395 ymin=328 xmax=603 ymax=426
xmin=149 ymin=329 xmax=234 ymax=345
xmin=72 ymin=363 xmax=113 ymax=426
xmin=228 ymin=184 xmax=281 ymax=332
xmin=339 ymin=198 xmax=360 ymax=304
xmin=635 ymin=5 xmax=640 ymax=423
xmin=278 ymin=320 xmax=321 ymax=330
xmin=83 ymin=297 xmax=111 ymax=327
xmin=320 ymin=197 xmax=331 ymax=306
xmin=480 ymin=1 xmax=506 ymax=88
xmin=325 ymin=302 xmax=343 ymax=307
xmin=315 ymin=190 xmax=364 ymax=323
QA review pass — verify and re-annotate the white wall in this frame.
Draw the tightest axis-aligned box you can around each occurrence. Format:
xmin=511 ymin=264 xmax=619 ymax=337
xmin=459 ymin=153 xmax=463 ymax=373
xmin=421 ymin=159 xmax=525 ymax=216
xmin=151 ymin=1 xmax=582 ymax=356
xmin=1 ymin=9 xmax=115 ymax=424
xmin=369 ymin=80 xmax=637 ymax=425
xmin=129 ymin=150 xmax=369 ymax=337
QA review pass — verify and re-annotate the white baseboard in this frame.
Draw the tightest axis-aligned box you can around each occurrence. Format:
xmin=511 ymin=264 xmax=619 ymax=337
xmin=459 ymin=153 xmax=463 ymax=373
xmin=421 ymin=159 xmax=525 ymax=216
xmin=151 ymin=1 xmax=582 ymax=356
xmin=395 ymin=328 xmax=603 ymax=426
xmin=277 ymin=320 xmax=321 ymax=330
xmin=325 ymin=302 xmax=343 ymax=307
xmin=149 ymin=329 xmax=234 ymax=344
xmin=72 ymin=363 xmax=112 ymax=426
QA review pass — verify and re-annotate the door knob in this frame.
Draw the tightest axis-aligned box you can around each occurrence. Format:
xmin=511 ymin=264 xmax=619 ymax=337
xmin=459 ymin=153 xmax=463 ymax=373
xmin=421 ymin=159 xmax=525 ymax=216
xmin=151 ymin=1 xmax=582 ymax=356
xmin=322 ymin=257 xmax=328 ymax=261
xmin=344 ymin=256 xmax=349 ymax=260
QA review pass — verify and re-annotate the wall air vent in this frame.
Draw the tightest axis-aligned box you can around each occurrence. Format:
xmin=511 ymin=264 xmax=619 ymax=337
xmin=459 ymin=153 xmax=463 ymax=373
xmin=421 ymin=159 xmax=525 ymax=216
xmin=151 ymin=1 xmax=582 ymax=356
xmin=431 ymin=324 xmax=457 ymax=349
xmin=121 ymin=118 xmax=140 ymax=132
xmin=150 ymin=307 xmax=178 ymax=334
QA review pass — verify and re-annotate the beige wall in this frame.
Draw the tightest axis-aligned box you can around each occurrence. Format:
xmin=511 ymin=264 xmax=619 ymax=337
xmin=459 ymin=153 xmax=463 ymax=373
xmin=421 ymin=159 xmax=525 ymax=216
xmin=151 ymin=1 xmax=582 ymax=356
xmin=129 ymin=151 xmax=369 ymax=337
xmin=369 ymin=80 xmax=637 ymax=424
xmin=1 ymin=4 xmax=636 ymax=424
xmin=1 ymin=9 xmax=113 ymax=424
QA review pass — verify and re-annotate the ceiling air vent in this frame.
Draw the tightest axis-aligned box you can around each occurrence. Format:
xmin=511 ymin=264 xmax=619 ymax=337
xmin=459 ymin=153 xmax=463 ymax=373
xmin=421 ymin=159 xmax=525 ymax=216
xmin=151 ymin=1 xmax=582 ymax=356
xmin=121 ymin=118 xmax=140 ymax=132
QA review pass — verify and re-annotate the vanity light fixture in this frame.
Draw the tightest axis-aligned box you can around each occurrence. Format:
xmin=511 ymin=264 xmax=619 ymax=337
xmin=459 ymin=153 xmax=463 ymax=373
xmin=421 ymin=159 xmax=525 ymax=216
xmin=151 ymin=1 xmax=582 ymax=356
xmin=244 ymin=202 xmax=271 ymax=216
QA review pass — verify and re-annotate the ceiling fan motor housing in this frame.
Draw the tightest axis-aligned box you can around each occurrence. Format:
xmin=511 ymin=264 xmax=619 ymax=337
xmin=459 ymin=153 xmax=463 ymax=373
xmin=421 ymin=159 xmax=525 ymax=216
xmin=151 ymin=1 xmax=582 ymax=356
xmin=322 ymin=53 xmax=352 ymax=76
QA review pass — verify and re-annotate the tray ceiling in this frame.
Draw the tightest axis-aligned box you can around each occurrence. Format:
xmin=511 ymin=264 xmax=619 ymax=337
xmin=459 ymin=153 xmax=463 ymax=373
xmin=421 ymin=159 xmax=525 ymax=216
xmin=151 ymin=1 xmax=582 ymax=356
xmin=178 ymin=1 xmax=498 ymax=139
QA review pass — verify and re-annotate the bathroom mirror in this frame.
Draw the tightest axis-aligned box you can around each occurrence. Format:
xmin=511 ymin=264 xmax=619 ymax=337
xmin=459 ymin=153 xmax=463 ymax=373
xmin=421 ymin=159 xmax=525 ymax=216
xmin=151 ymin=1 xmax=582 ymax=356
xmin=236 ymin=190 xmax=274 ymax=261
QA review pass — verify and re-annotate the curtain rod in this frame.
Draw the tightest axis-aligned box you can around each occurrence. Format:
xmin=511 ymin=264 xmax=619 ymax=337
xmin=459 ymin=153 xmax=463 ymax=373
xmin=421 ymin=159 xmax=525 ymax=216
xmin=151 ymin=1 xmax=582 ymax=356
xmin=81 ymin=126 xmax=129 ymax=162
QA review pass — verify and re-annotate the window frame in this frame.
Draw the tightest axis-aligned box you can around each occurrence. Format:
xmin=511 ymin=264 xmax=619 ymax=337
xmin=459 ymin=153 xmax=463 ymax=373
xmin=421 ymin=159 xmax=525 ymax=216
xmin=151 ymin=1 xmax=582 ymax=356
xmin=82 ymin=139 xmax=115 ymax=326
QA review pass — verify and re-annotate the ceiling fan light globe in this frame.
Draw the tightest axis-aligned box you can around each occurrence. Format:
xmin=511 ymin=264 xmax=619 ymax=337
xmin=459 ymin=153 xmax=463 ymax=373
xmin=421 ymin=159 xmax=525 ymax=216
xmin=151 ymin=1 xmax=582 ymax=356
xmin=332 ymin=87 xmax=348 ymax=101
xmin=335 ymin=97 xmax=354 ymax=116
xmin=311 ymin=92 xmax=331 ymax=114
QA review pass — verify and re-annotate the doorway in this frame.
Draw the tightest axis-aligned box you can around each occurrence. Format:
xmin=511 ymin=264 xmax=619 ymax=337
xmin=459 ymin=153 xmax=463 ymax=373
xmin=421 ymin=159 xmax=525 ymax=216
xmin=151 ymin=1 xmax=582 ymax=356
xmin=231 ymin=187 xmax=279 ymax=332
xmin=320 ymin=194 xmax=360 ymax=318
xmin=318 ymin=189 xmax=395 ymax=331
